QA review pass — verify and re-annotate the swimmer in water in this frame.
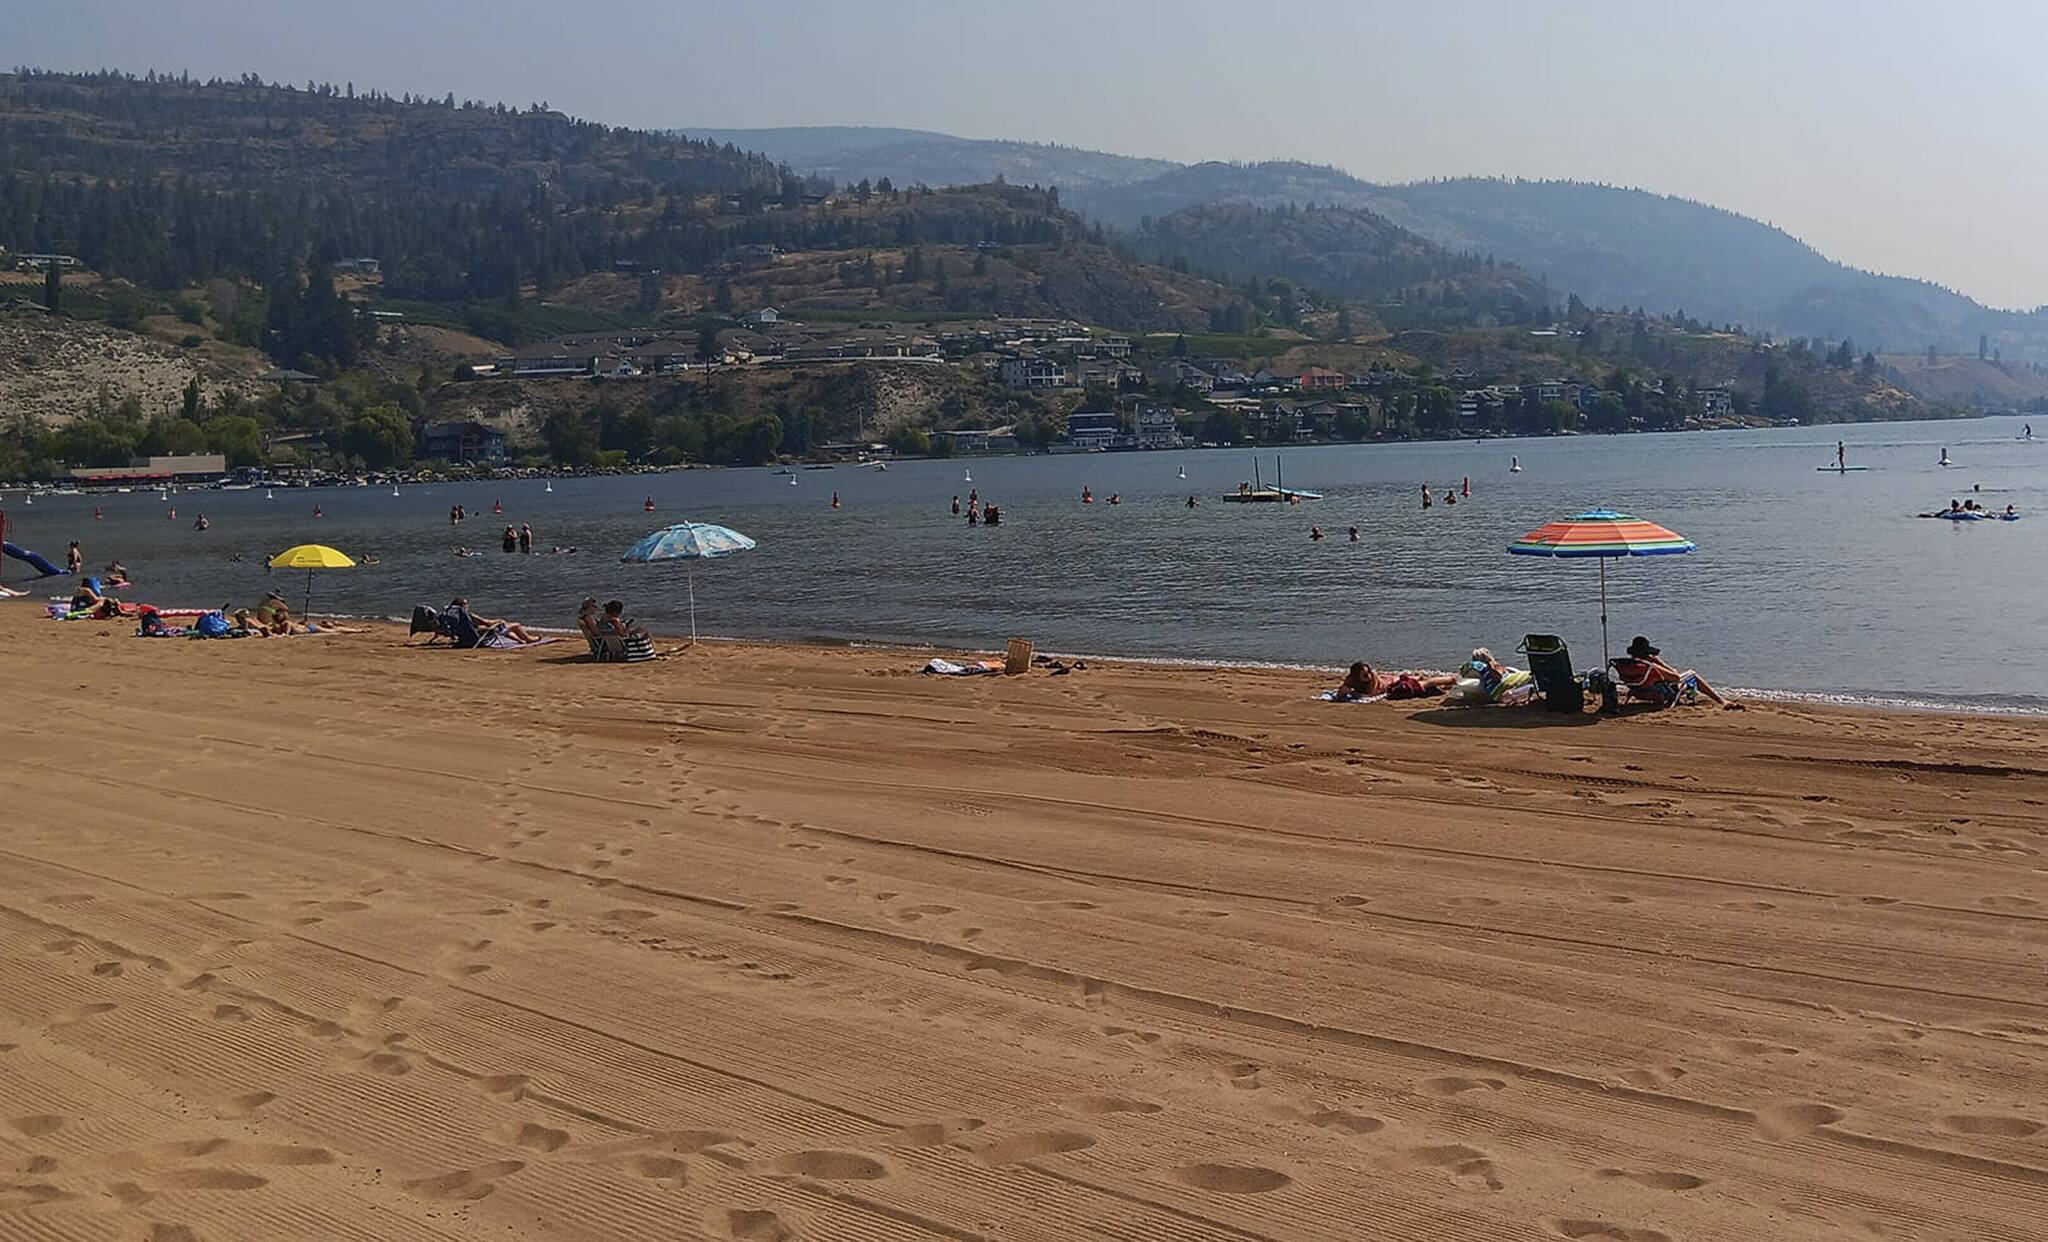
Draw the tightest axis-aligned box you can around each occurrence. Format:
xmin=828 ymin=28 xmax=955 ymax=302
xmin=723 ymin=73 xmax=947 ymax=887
xmin=1310 ymin=526 xmax=1325 ymax=541
xmin=1421 ymin=484 xmax=1433 ymax=510
xmin=1348 ymin=526 xmax=1360 ymax=542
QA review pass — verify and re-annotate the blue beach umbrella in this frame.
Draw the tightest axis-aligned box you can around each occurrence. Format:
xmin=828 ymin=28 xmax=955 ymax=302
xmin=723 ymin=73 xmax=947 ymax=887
xmin=621 ymin=521 xmax=757 ymax=644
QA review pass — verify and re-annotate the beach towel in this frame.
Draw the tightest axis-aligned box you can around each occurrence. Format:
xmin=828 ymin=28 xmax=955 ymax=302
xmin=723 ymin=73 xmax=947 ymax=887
xmin=478 ymin=631 xmax=559 ymax=651
xmin=923 ymin=658 xmax=1005 ymax=675
xmin=1315 ymin=691 xmax=1386 ymax=704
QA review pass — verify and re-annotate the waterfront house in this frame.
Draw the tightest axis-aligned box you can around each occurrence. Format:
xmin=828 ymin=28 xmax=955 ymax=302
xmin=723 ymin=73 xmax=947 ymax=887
xmin=418 ymin=421 xmax=508 ymax=465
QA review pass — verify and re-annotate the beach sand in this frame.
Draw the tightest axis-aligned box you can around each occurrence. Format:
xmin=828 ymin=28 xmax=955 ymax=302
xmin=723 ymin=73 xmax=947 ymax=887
xmin=2 ymin=605 xmax=2045 ymax=1240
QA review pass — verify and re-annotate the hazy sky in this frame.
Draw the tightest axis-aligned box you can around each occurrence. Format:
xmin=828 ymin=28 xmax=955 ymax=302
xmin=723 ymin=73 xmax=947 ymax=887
xmin=15 ymin=0 xmax=2044 ymax=307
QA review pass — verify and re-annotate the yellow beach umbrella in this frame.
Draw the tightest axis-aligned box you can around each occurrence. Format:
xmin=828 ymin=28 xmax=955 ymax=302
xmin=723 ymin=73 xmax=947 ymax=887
xmin=267 ymin=543 xmax=355 ymax=622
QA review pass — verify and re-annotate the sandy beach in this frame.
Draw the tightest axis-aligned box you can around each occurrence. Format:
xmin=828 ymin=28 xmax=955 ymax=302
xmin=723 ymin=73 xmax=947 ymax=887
xmin=2 ymin=605 xmax=2045 ymax=1241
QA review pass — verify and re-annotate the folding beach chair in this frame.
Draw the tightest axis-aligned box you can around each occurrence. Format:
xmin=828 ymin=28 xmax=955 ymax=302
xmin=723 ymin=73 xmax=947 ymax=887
xmin=591 ymin=631 xmax=655 ymax=663
xmin=1518 ymin=634 xmax=1583 ymax=713
xmin=1608 ymin=657 xmax=1699 ymax=707
xmin=442 ymin=604 xmax=485 ymax=650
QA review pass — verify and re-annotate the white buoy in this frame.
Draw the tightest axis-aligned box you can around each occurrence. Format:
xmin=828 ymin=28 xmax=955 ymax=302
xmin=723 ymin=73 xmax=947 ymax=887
xmin=544 ymin=480 xmax=553 ymax=493
xmin=1177 ymin=465 xmax=1187 ymax=479
xmin=964 ymin=469 xmax=972 ymax=482
xmin=789 ymin=475 xmax=798 ymax=485
xmin=392 ymin=485 xmax=400 ymax=497
xmin=265 ymin=488 xmax=274 ymax=500
xmin=1510 ymin=455 xmax=1523 ymax=473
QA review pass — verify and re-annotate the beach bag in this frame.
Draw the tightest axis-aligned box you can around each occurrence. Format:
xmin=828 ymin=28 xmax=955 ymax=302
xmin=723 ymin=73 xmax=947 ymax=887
xmin=195 ymin=610 xmax=230 ymax=637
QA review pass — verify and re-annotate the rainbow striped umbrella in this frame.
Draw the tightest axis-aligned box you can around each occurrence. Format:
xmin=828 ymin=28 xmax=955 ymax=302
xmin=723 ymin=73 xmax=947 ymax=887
xmin=1508 ymin=510 xmax=1695 ymax=664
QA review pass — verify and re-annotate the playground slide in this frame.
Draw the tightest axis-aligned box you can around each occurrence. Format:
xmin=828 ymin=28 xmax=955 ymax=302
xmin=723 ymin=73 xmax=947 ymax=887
xmin=2 ymin=541 xmax=67 ymax=577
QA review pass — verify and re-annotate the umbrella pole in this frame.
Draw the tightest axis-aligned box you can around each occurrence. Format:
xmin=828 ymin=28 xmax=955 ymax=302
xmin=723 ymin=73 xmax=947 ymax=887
xmin=305 ymin=568 xmax=314 ymax=626
xmin=1599 ymin=558 xmax=1610 ymax=667
xmin=688 ymin=564 xmax=698 ymax=645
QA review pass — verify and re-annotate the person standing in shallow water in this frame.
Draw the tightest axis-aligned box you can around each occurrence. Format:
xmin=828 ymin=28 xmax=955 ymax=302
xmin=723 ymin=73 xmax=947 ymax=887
xmin=501 ymin=525 xmax=518 ymax=554
xmin=1422 ymin=484 xmax=1433 ymax=510
xmin=518 ymin=523 xmax=533 ymax=555
xmin=66 ymin=541 xmax=82 ymax=574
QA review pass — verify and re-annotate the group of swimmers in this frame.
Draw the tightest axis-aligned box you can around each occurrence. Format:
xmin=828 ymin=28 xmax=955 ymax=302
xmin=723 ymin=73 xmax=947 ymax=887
xmin=1917 ymin=499 xmax=2019 ymax=519
xmin=951 ymin=491 xmax=1003 ymax=526
xmin=1421 ymin=479 xmax=1473 ymax=509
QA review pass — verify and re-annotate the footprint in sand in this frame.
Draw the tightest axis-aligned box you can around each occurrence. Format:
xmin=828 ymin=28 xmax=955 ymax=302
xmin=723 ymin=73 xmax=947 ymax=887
xmin=718 ymin=1208 xmax=796 ymax=1242
xmin=1720 ymin=1039 xmax=1799 ymax=1058
xmin=1940 ymin=1114 xmax=2044 ymax=1138
xmin=628 ymin=1154 xmax=690 ymax=1183
xmin=151 ymin=1168 xmax=270 ymax=1191
xmin=1619 ymin=1066 xmax=1688 ymax=1089
xmin=1550 ymin=1220 xmax=1671 ymax=1242
xmin=1406 ymin=1144 xmax=1503 ymax=1190
xmin=1173 ymin=1163 xmax=1291 ymax=1194
xmin=889 ymin=1118 xmax=984 ymax=1147
xmin=0 ymin=1182 xmax=74 ymax=1208
xmin=502 ymin=1123 xmax=572 ymax=1153
xmin=1420 ymin=1076 xmax=1505 ymax=1097
xmin=1211 ymin=1060 xmax=1265 ymax=1091
xmin=1595 ymin=1167 xmax=1707 ymax=1190
xmin=978 ymin=1130 xmax=1096 ymax=1165
xmin=1755 ymin=1102 xmax=1844 ymax=1140
xmin=404 ymin=1159 xmax=525 ymax=1202
xmin=771 ymin=1150 xmax=888 ymax=1180
xmin=12 ymin=1114 xmax=66 ymax=1137
xmin=1054 ymin=1090 xmax=1161 ymax=1119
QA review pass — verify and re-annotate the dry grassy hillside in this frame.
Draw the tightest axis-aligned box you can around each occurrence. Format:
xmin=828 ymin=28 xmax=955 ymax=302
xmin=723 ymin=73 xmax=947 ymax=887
xmin=0 ymin=307 xmax=267 ymax=428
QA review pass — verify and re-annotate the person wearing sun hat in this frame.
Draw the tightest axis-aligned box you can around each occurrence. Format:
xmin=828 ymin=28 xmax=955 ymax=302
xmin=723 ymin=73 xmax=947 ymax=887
xmin=1622 ymin=635 xmax=1736 ymax=707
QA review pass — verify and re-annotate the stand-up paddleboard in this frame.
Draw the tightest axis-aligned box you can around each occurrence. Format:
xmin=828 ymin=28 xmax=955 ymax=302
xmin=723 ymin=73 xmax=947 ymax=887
xmin=1818 ymin=465 xmax=1870 ymax=472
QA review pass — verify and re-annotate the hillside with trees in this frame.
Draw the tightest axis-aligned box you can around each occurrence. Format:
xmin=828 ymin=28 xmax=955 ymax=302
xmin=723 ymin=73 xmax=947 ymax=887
xmin=710 ymin=131 xmax=2048 ymax=366
xmin=1130 ymin=202 xmax=1552 ymax=331
xmin=682 ymin=126 xmax=1175 ymax=195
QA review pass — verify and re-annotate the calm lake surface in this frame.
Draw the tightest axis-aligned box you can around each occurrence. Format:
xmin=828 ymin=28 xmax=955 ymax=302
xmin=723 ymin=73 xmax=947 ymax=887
xmin=7 ymin=417 xmax=2044 ymax=712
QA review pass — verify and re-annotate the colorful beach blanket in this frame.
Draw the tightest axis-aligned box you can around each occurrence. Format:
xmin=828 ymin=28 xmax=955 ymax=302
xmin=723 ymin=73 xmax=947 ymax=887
xmin=1315 ymin=691 xmax=1387 ymax=704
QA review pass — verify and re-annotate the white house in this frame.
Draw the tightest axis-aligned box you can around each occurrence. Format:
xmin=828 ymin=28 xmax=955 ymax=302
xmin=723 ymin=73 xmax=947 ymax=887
xmin=999 ymin=355 xmax=1067 ymax=390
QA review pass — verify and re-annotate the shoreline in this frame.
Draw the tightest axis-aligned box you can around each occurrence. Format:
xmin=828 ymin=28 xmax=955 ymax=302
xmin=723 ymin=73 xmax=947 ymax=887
xmin=11 ymin=586 xmax=2047 ymax=717
xmin=337 ymin=610 xmax=2048 ymax=720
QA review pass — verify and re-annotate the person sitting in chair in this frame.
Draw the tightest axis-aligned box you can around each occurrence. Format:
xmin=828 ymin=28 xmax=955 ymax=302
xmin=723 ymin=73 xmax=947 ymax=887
xmin=449 ymin=596 xmax=539 ymax=644
xmin=1612 ymin=635 xmax=1734 ymax=707
xmin=601 ymin=599 xmax=649 ymax=641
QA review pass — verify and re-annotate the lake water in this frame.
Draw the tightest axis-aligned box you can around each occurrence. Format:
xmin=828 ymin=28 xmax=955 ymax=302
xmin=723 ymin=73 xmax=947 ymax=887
xmin=6 ymin=416 xmax=2044 ymax=712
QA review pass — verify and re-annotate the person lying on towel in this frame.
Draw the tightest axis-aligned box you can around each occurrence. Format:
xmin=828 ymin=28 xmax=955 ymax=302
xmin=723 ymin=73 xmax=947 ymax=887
xmin=1333 ymin=661 xmax=1458 ymax=701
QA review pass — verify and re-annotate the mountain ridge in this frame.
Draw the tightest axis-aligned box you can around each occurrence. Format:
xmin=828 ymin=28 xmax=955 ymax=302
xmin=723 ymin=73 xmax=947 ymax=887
xmin=701 ymin=128 xmax=2048 ymax=364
